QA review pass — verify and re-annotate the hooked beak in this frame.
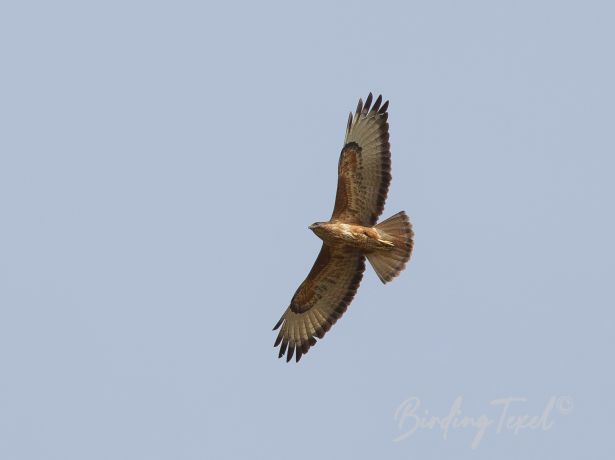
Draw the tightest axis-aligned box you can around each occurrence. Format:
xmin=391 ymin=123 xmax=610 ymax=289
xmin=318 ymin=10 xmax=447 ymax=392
xmin=308 ymin=224 xmax=316 ymax=230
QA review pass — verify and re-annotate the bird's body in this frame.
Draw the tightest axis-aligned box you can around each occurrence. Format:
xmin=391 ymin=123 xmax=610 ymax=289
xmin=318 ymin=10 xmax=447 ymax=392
xmin=310 ymin=222 xmax=394 ymax=251
xmin=273 ymin=93 xmax=414 ymax=362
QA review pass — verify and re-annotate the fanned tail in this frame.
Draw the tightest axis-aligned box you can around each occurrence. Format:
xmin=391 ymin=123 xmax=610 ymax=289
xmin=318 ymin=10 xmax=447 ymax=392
xmin=366 ymin=211 xmax=413 ymax=283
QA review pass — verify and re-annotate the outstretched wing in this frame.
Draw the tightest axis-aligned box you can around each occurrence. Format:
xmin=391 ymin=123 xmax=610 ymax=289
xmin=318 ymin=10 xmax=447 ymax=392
xmin=332 ymin=93 xmax=391 ymax=226
xmin=273 ymin=245 xmax=365 ymax=362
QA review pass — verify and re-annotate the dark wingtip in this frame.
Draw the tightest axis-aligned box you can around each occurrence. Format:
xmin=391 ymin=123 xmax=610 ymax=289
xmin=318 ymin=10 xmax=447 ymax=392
xmin=274 ymin=331 xmax=283 ymax=347
xmin=355 ymin=98 xmax=363 ymax=117
xmin=372 ymin=94 xmax=382 ymax=113
xmin=286 ymin=343 xmax=295 ymax=362
xmin=363 ymin=93 xmax=373 ymax=114
xmin=278 ymin=339 xmax=288 ymax=358
xmin=379 ymin=100 xmax=389 ymax=114
xmin=272 ymin=317 xmax=283 ymax=331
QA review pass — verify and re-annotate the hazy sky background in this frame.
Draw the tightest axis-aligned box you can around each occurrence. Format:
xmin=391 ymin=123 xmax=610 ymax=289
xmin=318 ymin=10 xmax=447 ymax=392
xmin=1 ymin=1 xmax=614 ymax=459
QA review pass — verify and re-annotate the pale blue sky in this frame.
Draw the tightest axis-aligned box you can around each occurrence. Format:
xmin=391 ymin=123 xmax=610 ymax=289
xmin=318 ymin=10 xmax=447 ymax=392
xmin=1 ymin=1 xmax=614 ymax=459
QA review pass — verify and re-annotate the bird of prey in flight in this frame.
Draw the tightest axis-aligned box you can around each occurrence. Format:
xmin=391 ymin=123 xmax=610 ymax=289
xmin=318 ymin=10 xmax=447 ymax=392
xmin=273 ymin=93 xmax=413 ymax=362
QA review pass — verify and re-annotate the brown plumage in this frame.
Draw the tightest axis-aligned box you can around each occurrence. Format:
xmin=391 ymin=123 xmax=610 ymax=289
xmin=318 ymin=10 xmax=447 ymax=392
xmin=273 ymin=94 xmax=413 ymax=362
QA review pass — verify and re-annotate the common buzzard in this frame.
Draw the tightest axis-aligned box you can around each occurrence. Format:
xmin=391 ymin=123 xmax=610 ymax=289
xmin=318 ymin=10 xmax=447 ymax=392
xmin=273 ymin=94 xmax=413 ymax=362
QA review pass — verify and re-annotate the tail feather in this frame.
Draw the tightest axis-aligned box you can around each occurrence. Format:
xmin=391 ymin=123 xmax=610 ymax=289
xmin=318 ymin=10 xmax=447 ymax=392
xmin=367 ymin=211 xmax=413 ymax=283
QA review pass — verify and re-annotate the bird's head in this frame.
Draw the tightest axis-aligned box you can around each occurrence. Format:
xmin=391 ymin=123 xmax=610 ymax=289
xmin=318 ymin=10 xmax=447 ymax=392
xmin=308 ymin=222 xmax=324 ymax=234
